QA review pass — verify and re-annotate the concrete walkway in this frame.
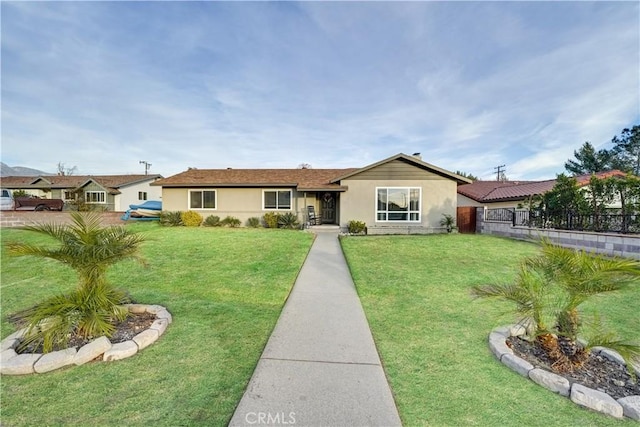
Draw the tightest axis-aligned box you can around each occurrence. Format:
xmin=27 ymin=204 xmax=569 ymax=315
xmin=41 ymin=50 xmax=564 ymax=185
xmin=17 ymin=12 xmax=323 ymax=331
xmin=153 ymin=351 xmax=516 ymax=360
xmin=229 ymin=230 xmax=402 ymax=427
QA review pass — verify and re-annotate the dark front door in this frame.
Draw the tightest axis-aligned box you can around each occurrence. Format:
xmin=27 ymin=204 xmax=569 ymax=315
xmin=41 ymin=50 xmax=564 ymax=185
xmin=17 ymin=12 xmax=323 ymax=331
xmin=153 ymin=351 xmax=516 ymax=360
xmin=321 ymin=192 xmax=336 ymax=224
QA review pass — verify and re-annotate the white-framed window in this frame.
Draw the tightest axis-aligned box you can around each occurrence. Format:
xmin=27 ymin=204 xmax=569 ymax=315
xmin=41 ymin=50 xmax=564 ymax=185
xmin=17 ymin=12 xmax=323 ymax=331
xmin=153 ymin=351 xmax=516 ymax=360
xmin=63 ymin=190 xmax=77 ymax=201
xmin=85 ymin=191 xmax=106 ymax=204
xmin=189 ymin=189 xmax=216 ymax=209
xmin=376 ymin=187 xmax=421 ymax=222
xmin=263 ymin=189 xmax=292 ymax=210
xmin=138 ymin=191 xmax=148 ymax=201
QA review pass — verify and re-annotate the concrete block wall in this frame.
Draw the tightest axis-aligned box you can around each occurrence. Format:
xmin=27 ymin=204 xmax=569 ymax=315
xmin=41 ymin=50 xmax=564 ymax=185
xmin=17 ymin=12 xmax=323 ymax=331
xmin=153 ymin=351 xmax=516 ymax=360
xmin=0 ymin=212 xmax=125 ymax=228
xmin=477 ymin=210 xmax=640 ymax=259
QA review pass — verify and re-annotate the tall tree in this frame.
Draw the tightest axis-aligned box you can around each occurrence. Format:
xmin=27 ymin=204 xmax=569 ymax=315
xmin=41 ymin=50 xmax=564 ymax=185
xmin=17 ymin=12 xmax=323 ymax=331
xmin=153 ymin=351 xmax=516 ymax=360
xmin=455 ymin=170 xmax=478 ymax=181
xmin=565 ymin=142 xmax=611 ymax=175
xmin=610 ymin=125 xmax=640 ymax=175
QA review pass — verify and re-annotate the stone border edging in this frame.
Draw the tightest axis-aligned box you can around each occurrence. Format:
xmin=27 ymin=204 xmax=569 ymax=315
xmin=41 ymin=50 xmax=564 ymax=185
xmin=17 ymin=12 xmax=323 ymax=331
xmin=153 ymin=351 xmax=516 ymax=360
xmin=0 ymin=304 xmax=171 ymax=375
xmin=490 ymin=325 xmax=640 ymax=421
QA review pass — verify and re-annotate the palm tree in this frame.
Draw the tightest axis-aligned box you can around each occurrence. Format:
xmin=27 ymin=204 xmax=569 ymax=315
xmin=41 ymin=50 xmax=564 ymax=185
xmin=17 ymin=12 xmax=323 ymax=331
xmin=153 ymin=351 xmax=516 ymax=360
xmin=473 ymin=240 xmax=640 ymax=373
xmin=8 ymin=212 xmax=146 ymax=352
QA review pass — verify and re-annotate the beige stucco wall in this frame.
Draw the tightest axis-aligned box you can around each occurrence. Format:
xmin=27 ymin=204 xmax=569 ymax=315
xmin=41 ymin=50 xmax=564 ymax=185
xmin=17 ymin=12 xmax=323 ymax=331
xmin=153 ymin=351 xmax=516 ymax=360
xmin=457 ymin=194 xmax=484 ymax=207
xmin=161 ymin=187 xmax=319 ymax=225
xmin=340 ymin=178 xmax=457 ymax=233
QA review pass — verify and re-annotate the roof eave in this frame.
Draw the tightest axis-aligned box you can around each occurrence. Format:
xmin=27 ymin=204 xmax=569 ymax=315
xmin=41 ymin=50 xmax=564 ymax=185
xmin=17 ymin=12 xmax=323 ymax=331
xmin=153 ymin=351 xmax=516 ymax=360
xmin=330 ymin=153 xmax=472 ymax=184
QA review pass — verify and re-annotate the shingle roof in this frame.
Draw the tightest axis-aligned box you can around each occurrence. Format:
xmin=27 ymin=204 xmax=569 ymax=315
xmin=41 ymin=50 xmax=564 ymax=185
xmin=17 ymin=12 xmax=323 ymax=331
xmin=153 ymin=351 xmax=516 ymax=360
xmin=153 ymin=169 xmax=359 ymax=191
xmin=0 ymin=175 xmax=162 ymax=194
xmin=458 ymin=170 xmax=629 ymax=202
xmin=155 ymin=153 xmax=472 ymax=190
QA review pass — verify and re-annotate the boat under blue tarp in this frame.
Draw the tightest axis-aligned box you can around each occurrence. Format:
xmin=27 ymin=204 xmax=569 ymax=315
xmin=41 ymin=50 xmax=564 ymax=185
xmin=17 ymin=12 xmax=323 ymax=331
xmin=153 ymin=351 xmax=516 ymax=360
xmin=121 ymin=200 xmax=162 ymax=221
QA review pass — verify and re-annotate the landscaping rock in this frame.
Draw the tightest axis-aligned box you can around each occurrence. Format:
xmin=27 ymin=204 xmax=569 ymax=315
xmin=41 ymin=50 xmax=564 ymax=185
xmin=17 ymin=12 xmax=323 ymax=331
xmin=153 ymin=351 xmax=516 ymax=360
xmin=571 ymin=383 xmax=623 ymax=418
xmin=600 ymin=348 xmax=626 ymax=366
xmin=509 ymin=324 xmax=527 ymax=337
xmin=0 ymin=338 xmax=18 ymax=352
xmin=4 ymin=328 xmax=27 ymax=342
xmin=74 ymin=336 xmax=112 ymax=366
xmin=34 ymin=348 xmax=77 ymax=374
xmin=133 ymin=329 xmax=159 ymax=350
xmin=1 ymin=349 xmax=18 ymax=364
xmin=617 ymin=395 xmax=640 ymax=421
xmin=149 ymin=319 xmax=169 ymax=336
xmin=501 ymin=353 xmax=534 ymax=377
xmin=144 ymin=305 xmax=166 ymax=315
xmin=103 ymin=341 xmax=138 ymax=362
xmin=124 ymin=304 xmax=149 ymax=314
xmin=529 ymin=368 xmax=570 ymax=396
xmin=492 ymin=325 xmax=511 ymax=338
xmin=489 ymin=332 xmax=513 ymax=360
xmin=155 ymin=308 xmax=172 ymax=324
xmin=0 ymin=353 xmax=42 ymax=375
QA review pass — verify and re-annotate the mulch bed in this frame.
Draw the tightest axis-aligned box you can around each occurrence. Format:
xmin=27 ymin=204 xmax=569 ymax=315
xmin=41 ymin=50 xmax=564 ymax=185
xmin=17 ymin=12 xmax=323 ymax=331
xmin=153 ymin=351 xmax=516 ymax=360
xmin=15 ymin=312 xmax=156 ymax=354
xmin=507 ymin=336 xmax=640 ymax=399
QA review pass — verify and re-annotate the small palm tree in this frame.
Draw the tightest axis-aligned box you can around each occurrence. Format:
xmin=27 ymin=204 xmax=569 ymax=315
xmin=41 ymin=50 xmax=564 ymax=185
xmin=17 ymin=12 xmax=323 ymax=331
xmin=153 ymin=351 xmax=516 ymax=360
xmin=473 ymin=240 xmax=640 ymax=373
xmin=8 ymin=212 xmax=146 ymax=352
xmin=440 ymin=214 xmax=456 ymax=233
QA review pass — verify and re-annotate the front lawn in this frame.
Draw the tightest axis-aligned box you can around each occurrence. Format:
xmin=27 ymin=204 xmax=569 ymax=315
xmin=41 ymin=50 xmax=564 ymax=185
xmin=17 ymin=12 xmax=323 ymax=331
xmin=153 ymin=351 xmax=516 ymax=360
xmin=1 ymin=224 xmax=313 ymax=426
xmin=341 ymin=234 xmax=639 ymax=426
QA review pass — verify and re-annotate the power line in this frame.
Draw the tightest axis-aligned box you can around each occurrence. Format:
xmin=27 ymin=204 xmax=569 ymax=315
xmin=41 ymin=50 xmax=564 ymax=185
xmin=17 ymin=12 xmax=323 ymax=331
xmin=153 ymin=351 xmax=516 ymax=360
xmin=493 ymin=164 xmax=506 ymax=181
xmin=139 ymin=160 xmax=152 ymax=175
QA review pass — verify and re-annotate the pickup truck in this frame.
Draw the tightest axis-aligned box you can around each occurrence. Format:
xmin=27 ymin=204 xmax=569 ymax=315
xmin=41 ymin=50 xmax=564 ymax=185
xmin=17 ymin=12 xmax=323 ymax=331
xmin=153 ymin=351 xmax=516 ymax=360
xmin=0 ymin=189 xmax=65 ymax=211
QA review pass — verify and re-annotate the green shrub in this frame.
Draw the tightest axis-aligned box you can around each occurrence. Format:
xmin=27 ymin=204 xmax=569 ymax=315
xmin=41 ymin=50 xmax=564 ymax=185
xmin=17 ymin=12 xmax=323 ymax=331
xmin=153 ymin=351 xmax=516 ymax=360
xmin=246 ymin=217 xmax=261 ymax=228
xmin=347 ymin=220 xmax=367 ymax=234
xmin=263 ymin=212 xmax=280 ymax=228
xmin=12 ymin=189 xmax=30 ymax=198
xmin=220 ymin=216 xmax=241 ymax=228
xmin=203 ymin=215 xmax=221 ymax=227
xmin=278 ymin=212 xmax=300 ymax=229
xmin=159 ymin=211 xmax=183 ymax=226
xmin=181 ymin=211 xmax=203 ymax=227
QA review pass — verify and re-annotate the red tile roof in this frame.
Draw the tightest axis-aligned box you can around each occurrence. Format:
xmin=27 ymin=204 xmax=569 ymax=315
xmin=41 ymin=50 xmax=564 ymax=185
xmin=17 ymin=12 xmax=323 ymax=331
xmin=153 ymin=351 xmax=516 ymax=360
xmin=458 ymin=170 xmax=629 ymax=202
xmin=153 ymin=169 xmax=359 ymax=191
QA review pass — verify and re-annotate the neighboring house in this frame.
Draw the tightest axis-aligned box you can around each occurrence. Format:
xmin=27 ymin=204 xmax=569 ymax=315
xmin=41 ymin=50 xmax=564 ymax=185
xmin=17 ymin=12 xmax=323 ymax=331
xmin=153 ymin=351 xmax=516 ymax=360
xmin=457 ymin=170 xmax=628 ymax=209
xmin=0 ymin=175 xmax=163 ymax=211
xmin=153 ymin=153 xmax=471 ymax=234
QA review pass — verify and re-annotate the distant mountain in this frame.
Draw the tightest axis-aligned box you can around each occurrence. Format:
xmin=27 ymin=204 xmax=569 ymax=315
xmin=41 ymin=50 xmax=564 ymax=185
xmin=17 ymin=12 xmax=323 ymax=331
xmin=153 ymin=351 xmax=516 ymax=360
xmin=0 ymin=162 xmax=53 ymax=177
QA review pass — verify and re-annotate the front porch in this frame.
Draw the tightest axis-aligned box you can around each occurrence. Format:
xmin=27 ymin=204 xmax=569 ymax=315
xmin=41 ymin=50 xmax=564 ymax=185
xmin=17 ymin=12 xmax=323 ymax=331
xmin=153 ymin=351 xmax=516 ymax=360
xmin=300 ymin=191 xmax=341 ymax=226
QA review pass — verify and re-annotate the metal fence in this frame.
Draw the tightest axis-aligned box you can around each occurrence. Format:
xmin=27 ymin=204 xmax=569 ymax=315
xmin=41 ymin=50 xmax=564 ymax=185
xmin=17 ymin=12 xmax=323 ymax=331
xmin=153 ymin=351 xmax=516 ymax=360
xmin=484 ymin=208 xmax=640 ymax=234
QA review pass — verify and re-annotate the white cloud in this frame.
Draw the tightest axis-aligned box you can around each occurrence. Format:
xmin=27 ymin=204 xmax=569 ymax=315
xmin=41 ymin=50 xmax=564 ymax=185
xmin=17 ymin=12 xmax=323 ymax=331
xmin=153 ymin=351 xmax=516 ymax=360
xmin=1 ymin=1 xmax=638 ymax=179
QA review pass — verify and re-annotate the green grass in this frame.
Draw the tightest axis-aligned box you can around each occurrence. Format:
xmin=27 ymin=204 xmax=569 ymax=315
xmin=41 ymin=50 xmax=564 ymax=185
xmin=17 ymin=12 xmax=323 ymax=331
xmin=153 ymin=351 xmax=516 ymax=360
xmin=341 ymin=234 xmax=640 ymax=427
xmin=0 ymin=223 xmax=314 ymax=426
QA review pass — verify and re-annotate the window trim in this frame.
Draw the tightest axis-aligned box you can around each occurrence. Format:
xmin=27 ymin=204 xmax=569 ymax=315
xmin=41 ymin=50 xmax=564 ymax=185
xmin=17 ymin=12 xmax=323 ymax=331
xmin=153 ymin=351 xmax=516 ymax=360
xmin=85 ymin=191 xmax=106 ymax=204
xmin=63 ymin=190 xmax=77 ymax=201
xmin=375 ymin=187 xmax=421 ymax=223
xmin=262 ymin=189 xmax=293 ymax=211
xmin=138 ymin=191 xmax=148 ymax=201
xmin=188 ymin=189 xmax=217 ymax=210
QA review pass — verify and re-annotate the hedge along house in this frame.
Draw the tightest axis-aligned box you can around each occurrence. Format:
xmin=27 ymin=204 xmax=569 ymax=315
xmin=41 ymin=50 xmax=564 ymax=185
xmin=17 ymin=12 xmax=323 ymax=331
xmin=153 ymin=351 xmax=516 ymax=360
xmin=0 ymin=174 xmax=163 ymax=211
xmin=154 ymin=153 xmax=471 ymax=234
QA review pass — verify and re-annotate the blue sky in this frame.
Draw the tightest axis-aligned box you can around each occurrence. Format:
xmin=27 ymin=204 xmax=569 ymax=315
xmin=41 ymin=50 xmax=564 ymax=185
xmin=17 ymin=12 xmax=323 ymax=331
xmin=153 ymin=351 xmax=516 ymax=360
xmin=1 ymin=1 xmax=638 ymax=180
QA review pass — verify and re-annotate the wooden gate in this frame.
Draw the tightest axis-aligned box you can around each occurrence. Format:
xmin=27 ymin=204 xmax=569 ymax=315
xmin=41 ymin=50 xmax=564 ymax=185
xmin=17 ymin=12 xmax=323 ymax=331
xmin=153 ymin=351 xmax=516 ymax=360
xmin=456 ymin=206 xmax=477 ymax=234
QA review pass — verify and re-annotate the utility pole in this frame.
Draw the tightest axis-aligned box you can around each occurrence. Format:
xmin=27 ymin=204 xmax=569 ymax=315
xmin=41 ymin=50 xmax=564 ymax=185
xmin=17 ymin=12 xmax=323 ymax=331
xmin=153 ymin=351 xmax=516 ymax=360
xmin=139 ymin=160 xmax=152 ymax=175
xmin=494 ymin=164 xmax=506 ymax=181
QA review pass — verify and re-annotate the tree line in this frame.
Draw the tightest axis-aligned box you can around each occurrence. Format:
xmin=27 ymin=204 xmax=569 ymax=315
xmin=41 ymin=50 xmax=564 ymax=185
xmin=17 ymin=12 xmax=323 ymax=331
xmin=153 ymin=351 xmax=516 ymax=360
xmin=565 ymin=125 xmax=640 ymax=176
xmin=528 ymin=125 xmax=640 ymax=233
